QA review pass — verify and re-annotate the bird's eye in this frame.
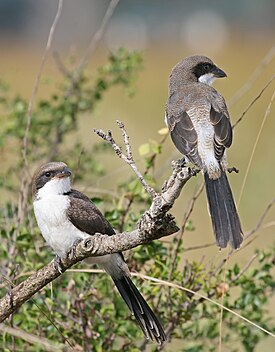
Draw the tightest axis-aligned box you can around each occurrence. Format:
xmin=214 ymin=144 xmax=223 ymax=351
xmin=204 ymin=64 xmax=210 ymax=71
xmin=45 ymin=172 xmax=51 ymax=178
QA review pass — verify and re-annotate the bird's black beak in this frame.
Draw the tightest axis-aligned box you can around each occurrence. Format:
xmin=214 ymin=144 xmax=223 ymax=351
xmin=55 ymin=167 xmax=72 ymax=179
xmin=212 ymin=66 xmax=227 ymax=78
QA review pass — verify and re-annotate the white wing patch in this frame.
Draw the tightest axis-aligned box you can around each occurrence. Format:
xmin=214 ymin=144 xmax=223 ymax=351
xmin=187 ymin=105 xmax=220 ymax=179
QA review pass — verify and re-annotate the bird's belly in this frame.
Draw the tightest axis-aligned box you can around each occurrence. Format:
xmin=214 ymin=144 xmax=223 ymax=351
xmin=33 ymin=196 xmax=88 ymax=258
xmin=189 ymin=112 xmax=220 ymax=178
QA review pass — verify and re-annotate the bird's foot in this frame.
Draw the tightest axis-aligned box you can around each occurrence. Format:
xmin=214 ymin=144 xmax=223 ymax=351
xmin=54 ymin=255 xmax=65 ymax=274
xmin=227 ymin=166 xmax=239 ymax=174
xmin=189 ymin=167 xmax=200 ymax=177
xmin=177 ymin=156 xmax=187 ymax=168
xmin=68 ymin=238 xmax=83 ymax=260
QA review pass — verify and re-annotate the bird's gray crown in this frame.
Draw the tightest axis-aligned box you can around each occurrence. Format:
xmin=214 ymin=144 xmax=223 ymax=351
xmin=32 ymin=161 xmax=71 ymax=198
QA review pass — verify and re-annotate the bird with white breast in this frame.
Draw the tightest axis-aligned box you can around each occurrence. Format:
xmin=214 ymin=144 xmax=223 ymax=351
xmin=32 ymin=161 xmax=166 ymax=343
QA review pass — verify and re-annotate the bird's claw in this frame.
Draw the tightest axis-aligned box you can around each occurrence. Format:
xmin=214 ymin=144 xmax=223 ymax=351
xmin=54 ymin=255 xmax=65 ymax=274
xmin=177 ymin=156 xmax=187 ymax=168
xmin=68 ymin=238 xmax=83 ymax=260
xmin=227 ymin=166 xmax=239 ymax=174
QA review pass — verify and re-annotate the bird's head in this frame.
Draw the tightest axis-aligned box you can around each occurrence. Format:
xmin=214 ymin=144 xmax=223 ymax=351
xmin=32 ymin=162 xmax=72 ymax=200
xmin=169 ymin=55 xmax=227 ymax=87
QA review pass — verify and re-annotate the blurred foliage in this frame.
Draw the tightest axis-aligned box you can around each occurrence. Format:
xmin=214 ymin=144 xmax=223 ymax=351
xmin=0 ymin=48 xmax=274 ymax=352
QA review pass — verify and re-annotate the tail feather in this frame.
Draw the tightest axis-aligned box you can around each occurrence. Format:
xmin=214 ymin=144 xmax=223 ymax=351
xmin=112 ymin=274 xmax=166 ymax=343
xmin=204 ymin=171 xmax=243 ymax=249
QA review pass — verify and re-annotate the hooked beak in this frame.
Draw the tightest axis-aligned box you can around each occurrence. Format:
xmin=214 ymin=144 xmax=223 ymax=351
xmin=55 ymin=167 xmax=72 ymax=179
xmin=212 ymin=66 xmax=227 ymax=78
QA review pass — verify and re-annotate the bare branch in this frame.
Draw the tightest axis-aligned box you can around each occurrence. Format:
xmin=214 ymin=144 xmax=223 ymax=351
xmin=237 ymin=89 xmax=275 ymax=206
xmin=75 ymin=0 xmax=120 ymax=77
xmin=22 ymin=0 xmax=64 ymax=166
xmin=232 ymin=75 xmax=275 ymax=129
xmin=229 ymin=45 xmax=275 ymax=106
xmin=231 ymin=253 xmax=258 ymax=283
xmin=94 ymin=121 xmax=158 ymax=198
xmin=183 ymin=242 xmax=215 ymax=252
xmin=245 ymin=198 xmax=275 ymax=239
xmin=0 ymin=323 xmax=65 ymax=352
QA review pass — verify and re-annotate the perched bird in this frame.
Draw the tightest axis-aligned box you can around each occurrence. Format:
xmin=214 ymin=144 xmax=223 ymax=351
xmin=165 ymin=55 xmax=243 ymax=249
xmin=32 ymin=161 xmax=166 ymax=343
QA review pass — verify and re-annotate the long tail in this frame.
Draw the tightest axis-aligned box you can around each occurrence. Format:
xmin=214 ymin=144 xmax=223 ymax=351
xmin=112 ymin=274 xmax=166 ymax=343
xmin=204 ymin=170 xmax=243 ymax=249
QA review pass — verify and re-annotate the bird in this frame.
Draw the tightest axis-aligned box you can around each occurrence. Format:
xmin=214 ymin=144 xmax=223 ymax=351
xmin=32 ymin=161 xmax=166 ymax=343
xmin=165 ymin=55 xmax=243 ymax=249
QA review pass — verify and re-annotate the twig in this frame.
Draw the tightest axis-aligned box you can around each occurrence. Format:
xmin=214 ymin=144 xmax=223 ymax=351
xmin=22 ymin=0 xmax=63 ymax=166
xmin=132 ymin=274 xmax=275 ymax=338
xmin=244 ymin=198 xmax=275 ymax=239
xmin=168 ymin=180 xmax=204 ymax=279
xmin=231 ymin=253 xmax=258 ymax=283
xmin=17 ymin=0 xmax=63 ymax=225
xmin=232 ymin=76 xmax=275 ymax=129
xmin=237 ymin=89 xmax=275 ymax=206
xmin=183 ymin=241 xmax=215 ymax=252
xmin=67 ymin=269 xmax=275 ymax=339
xmin=75 ymin=0 xmax=120 ymax=78
xmin=229 ymin=45 xmax=275 ymax=106
xmin=52 ymin=51 xmax=73 ymax=80
xmin=213 ymin=197 xmax=275 ymax=274
xmin=0 ymin=324 xmax=66 ymax=352
xmin=218 ymin=254 xmax=229 ymax=352
xmin=94 ymin=120 xmax=157 ymax=198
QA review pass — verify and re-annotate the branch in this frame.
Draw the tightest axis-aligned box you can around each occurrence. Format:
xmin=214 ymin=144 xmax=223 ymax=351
xmin=55 ymin=0 xmax=120 ymax=95
xmin=0 ymin=161 xmax=195 ymax=322
xmin=94 ymin=120 xmax=158 ymax=198
xmin=229 ymin=45 xmax=275 ymax=106
xmin=232 ymin=75 xmax=275 ymax=129
xmin=75 ymin=0 xmax=120 ymax=78
xmin=22 ymin=0 xmax=64 ymax=167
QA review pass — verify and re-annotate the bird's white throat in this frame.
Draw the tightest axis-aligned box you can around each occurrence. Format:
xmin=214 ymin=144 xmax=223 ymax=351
xmin=36 ymin=177 xmax=71 ymax=200
xmin=198 ymin=73 xmax=216 ymax=86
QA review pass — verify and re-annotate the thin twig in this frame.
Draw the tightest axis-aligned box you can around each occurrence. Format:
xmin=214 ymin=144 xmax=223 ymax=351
xmin=218 ymin=254 xmax=229 ymax=352
xmin=237 ymin=89 xmax=275 ymax=206
xmin=184 ymin=242 xmax=215 ymax=252
xmin=17 ymin=0 xmax=63 ymax=226
xmin=94 ymin=121 xmax=157 ymax=198
xmin=22 ymin=0 xmax=63 ymax=165
xmin=134 ymin=274 xmax=275 ymax=338
xmin=232 ymin=76 xmax=275 ymax=129
xmin=231 ymin=253 xmax=258 ymax=283
xmin=73 ymin=0 xmax=120 ymax=84
xmin=244 ymin=198 xmax=275 ymax=239
xmin=0 ymin=324 xmax=66 ymax=352
xmin=214 ymin=197 xmax=275 ymax=274
xmin=66 ymin=269 xmax=275 ymax=338
xmin=168 ymin=180 xmax=204 ymax=279
xmin=229 ymin=45 xmax=275 ymax=106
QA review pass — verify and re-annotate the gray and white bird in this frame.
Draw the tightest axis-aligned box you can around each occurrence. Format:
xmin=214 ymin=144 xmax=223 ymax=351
xmin=32 ymin=161 xmax=166 ymax=343
xmin=165 ymin=55 xmax=243 ymax=249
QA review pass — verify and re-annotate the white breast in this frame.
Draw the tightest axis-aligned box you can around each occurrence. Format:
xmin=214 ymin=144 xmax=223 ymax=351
xmin=33 ymin=188 xmax=124 ymax=276
xmin=33 ymin=194 xmax=89 ymax=258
